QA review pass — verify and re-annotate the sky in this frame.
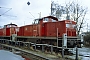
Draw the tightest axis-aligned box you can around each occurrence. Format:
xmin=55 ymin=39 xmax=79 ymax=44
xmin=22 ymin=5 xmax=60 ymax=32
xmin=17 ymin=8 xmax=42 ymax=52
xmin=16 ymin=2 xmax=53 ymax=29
xmin=0 ymin=0 xmax=90 ymax=31
xmin=0 ymin=0 xmax=51 ymax=26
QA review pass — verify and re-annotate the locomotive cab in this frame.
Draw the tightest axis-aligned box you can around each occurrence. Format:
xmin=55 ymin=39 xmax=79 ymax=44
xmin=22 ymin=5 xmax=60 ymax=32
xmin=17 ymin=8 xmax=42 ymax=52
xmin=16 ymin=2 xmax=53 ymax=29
xmin=4 ymin=23 xmax=18 ymax=36
xmin=4 ymin=23 xmax=17 ymax=28
xmin=38 ymin=16 xmax=58 ymax=36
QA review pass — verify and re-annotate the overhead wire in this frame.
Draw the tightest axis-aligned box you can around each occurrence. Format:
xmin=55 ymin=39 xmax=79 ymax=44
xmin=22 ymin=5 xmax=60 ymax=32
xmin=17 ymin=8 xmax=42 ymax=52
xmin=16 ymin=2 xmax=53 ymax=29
xmin=0 ymin=7 xmax=16 ymax=17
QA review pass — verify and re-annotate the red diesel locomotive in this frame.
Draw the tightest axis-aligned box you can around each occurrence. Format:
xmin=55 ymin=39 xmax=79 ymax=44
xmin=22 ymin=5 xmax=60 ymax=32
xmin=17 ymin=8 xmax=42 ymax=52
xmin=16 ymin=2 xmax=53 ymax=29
xmin=0 ymin=16 xmax=76 ymax=37
xmin=0 ymin=16 xmax=82 ymax=48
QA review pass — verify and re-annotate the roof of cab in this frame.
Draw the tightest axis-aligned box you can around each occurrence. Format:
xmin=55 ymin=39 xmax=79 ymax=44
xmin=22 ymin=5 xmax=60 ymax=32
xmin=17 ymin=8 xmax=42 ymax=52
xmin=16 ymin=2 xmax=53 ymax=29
xmin=34 ymin=16 xmax=58 ymax=21
xmin=5 ymin=23 xmax=17 ymax=26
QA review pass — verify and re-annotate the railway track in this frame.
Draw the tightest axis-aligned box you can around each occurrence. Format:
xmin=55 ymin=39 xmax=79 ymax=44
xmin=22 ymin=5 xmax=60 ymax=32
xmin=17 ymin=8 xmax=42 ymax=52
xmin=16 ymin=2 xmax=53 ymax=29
xmin=0 ymin=39 xmax=61 ymax=60
xmin=0 ymin=38 xmax=82 ymax=60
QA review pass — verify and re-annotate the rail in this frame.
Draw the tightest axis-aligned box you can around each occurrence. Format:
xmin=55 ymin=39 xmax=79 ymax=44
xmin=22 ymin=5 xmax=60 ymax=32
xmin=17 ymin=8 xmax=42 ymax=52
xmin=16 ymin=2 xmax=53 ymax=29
xmin=0 ymin=39 xmax=60 ymax=60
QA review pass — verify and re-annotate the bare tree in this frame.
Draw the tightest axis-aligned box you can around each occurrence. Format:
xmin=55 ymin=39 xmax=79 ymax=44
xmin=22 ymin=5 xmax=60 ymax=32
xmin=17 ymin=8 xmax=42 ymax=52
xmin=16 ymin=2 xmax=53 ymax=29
xmin=51 ymin=1 xmax=88 ymax=35
xmin=68 ymin=2 xmax=87 ymax=35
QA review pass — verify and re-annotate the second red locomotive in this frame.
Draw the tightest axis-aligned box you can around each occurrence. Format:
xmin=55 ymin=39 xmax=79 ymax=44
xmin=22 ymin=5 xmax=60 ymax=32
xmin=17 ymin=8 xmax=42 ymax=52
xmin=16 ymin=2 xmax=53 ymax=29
xmin=17 ymin=16 xmax=76 ymax=37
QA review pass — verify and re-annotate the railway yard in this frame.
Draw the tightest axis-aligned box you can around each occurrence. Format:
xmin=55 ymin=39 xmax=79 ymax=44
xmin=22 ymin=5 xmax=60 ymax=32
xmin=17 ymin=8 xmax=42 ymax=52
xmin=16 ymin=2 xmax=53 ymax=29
xmin=0 ymin=16 xmax=83 ymax=60
xmin=0 ymin=39 xmax=75 ymax=60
